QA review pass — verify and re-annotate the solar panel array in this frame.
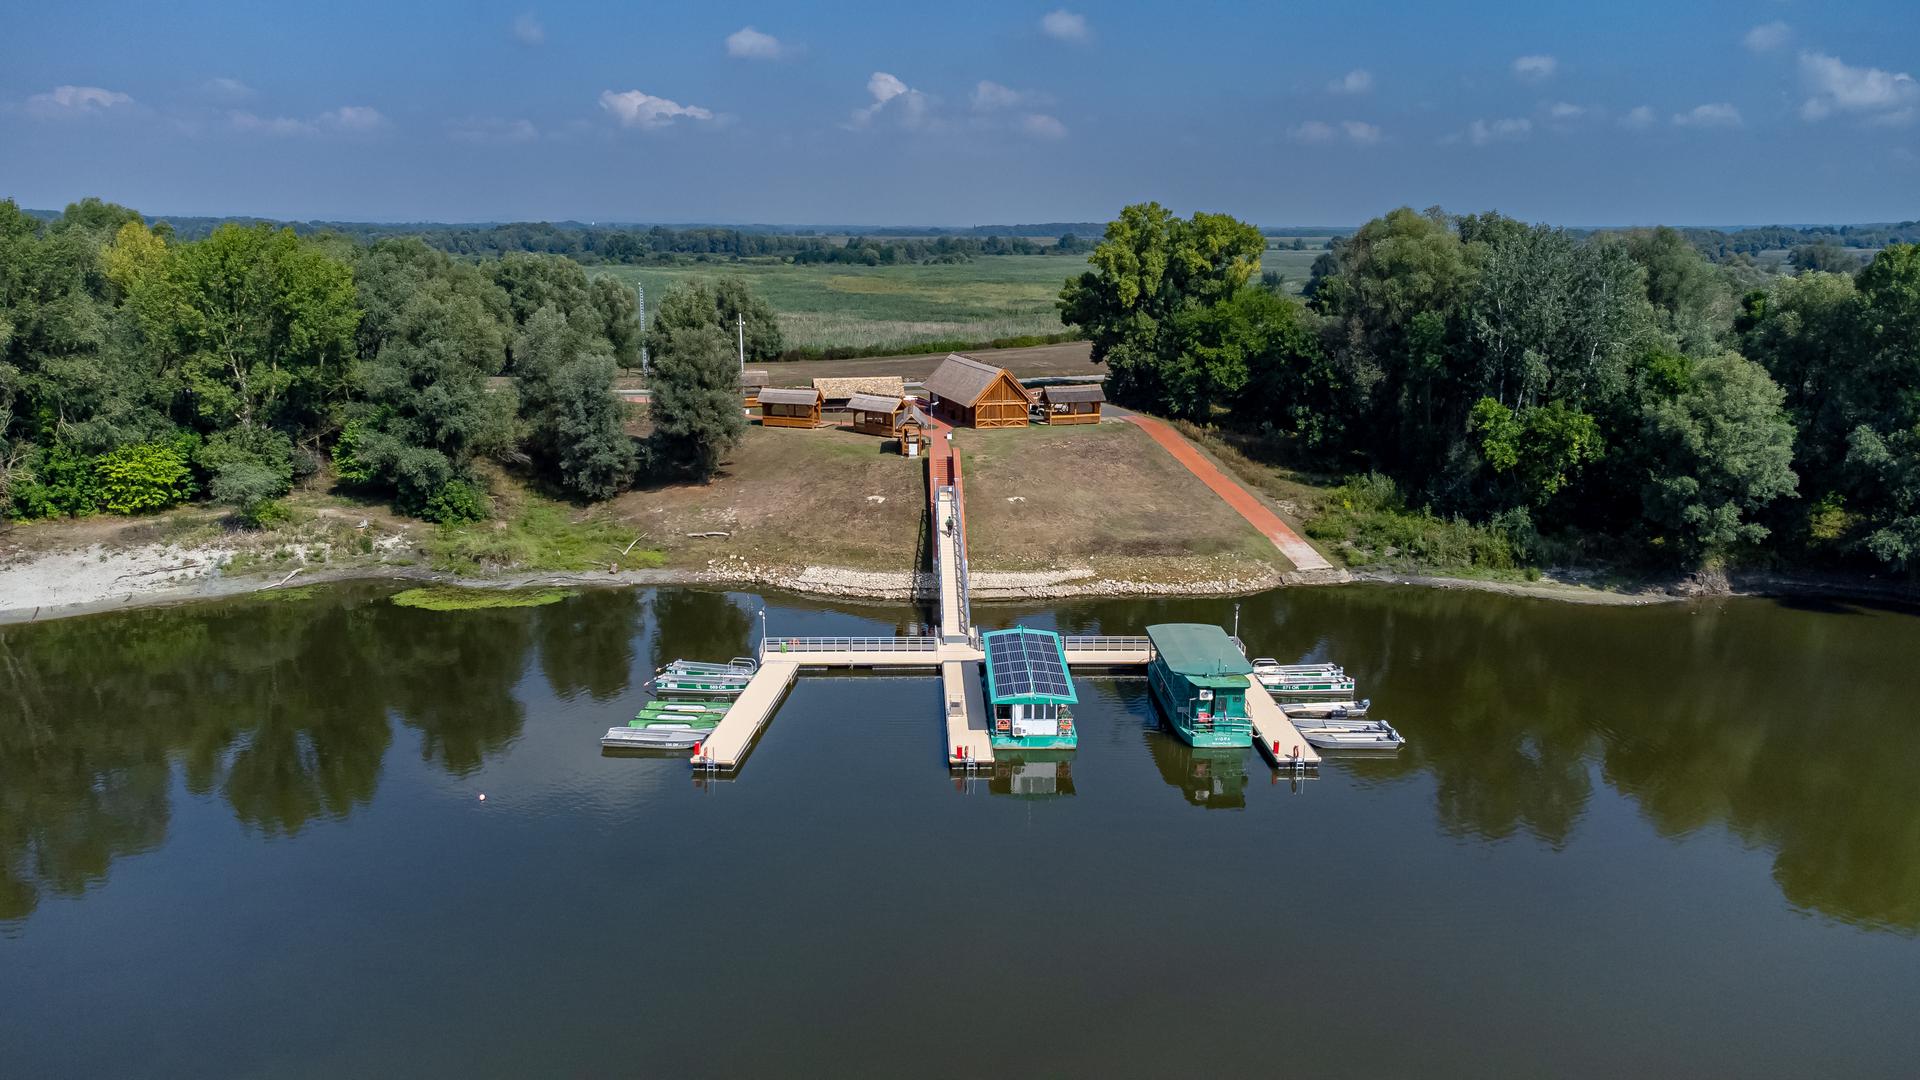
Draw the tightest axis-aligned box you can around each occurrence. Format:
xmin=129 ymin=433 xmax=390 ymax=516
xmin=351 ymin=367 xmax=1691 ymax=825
xmin=986 ymin=628 xmax=1072 ymax=700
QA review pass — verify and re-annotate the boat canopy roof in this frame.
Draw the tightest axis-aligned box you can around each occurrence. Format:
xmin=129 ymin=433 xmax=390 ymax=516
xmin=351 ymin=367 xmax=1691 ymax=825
xmin=983 ymin=626 xmax=1077 ymax=705
xmin=1146 ymin=623 xmax=1253 ymax=684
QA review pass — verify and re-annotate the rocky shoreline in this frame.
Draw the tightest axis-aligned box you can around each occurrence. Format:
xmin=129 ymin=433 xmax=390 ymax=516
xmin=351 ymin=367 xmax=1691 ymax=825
xmin=3 ymin=537 xmax=1913 ymax=626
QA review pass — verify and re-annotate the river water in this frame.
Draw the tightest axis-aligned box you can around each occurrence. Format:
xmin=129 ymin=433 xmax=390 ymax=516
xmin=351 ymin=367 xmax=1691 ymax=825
xmin=1 ymin=583 xmax=1916 ymax=1077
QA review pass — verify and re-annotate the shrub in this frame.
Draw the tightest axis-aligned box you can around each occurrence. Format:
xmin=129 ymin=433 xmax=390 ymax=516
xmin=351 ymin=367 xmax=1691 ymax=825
xmin=11 ymin=441 xmax=102 ymax=518
xmin=93 ymin=442 xmax=196 ymax=514
xmin=423 ymin=479 xmax=488 ymax=523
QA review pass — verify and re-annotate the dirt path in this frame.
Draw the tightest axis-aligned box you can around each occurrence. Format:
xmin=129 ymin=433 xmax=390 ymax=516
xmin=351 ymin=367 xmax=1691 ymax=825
xmin=1121 ymin=414 xmax=1333 ymax=573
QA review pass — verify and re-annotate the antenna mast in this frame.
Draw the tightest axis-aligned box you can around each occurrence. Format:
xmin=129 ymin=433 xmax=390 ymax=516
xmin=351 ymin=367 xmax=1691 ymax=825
xmin=635 ymin=283 xmax=648 ymax=376
xmin=737 ymin=312 xmax=746 ymax=376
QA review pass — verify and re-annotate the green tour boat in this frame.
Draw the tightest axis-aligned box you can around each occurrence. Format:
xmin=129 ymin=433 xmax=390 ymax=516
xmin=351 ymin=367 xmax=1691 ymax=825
xmin=982 ymin=627 xmax=1078 ymax=750
xmin=1145 ymin=623 xmax=1254 ymax=748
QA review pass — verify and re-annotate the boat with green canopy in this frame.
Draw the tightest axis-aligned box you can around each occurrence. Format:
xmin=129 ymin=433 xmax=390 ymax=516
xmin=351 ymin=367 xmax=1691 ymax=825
xmin=1145 ymin=623 xmax=1254 ymax=748
xmin=982 ymin=626 xmax=1078 ymax=750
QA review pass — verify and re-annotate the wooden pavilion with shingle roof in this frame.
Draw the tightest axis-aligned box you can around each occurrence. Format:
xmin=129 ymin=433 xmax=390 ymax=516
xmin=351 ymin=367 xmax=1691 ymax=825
xmin=846 ymin=393 xmax=913 ymax=437
xmin=1036 ymin=383 xmax=1105 ymax=424
xmin=923 ymin=353 xmax=1032 ymax=429
xmin=758 ymin=386 xmax=823 ymax=428
xmin=813 ymin=375 xmax=907 ymax=409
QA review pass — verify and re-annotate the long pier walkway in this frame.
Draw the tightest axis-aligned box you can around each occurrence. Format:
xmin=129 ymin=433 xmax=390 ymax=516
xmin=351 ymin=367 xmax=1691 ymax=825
xmin=689 ymin=413 xmax=1317 ymax=775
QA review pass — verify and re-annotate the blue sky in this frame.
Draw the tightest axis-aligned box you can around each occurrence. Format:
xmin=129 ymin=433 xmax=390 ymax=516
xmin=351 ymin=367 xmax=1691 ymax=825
xmin=3 ymin=1 xmax=1916 ymax=226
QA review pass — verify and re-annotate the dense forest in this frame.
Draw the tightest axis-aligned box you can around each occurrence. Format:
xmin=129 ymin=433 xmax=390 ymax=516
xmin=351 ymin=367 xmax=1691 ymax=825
xmin=0 ymin=197 xmax=770 ymax=524
xmin=1062 ymin=202 xmax=1920 ymax=577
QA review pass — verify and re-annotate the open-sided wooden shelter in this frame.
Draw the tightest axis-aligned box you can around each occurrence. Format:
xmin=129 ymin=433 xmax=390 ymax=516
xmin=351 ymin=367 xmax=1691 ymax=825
xmin=813 ymin=376 xmax=906 ymax=410
xmin=923 ymin=353 xmax=1031 ymax=429
xmin=897 ymin=404 xmax=932 ymax=456
xmin=1037 ymin=383 xmax=1105 ymax=424
xmin=758 ymin=386 xmax=823 ymax=428
xmin=847 ymin=393 xmax=912 ymax=437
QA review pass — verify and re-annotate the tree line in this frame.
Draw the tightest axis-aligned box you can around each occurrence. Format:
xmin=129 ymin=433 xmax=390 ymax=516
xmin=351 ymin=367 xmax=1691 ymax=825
xmin=25 ymin=211 xmax=1097 ymax=267
xmin=1 ymin=197 xmax=774 ymax=524
xmin=1062 ymin=202 xmax=1920 ymax=575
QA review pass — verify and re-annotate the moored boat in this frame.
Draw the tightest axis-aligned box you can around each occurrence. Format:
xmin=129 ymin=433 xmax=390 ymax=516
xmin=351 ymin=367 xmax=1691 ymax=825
xmin=1250 ymin=658 xmax=1356 ymax=696
xmin=1146 ymin=623 xmax=1254 ymax=748
xmin=1279 ymin=698 xmax=1371 ymax=720
xmin=982 ymin=627 xmax=1078 ymax=750
xmin=1294 ymin=719 xmax=1406 ymax=751
xmin=602 ymin=724 xmax=710 ymax=750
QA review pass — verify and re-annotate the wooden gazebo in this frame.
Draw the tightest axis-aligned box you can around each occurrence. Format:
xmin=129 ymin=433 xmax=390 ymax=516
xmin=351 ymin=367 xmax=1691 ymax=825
xmin=847 ymin=393 xmax=912 ymax=437
xmin=898 ymin=404 xmax=933 ymax=456
xmin=1037 ymin=383 xmax=1105 ymax=424
xmin=923 ymin=353 xmax=1032 ymax=429
xmin=758 ymin=386 xmax=823 ymax=429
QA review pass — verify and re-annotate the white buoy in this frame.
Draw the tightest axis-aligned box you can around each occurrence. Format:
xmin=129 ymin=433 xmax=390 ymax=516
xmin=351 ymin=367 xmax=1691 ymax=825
xmin=477 ymin=793 xmax=487 ymax=802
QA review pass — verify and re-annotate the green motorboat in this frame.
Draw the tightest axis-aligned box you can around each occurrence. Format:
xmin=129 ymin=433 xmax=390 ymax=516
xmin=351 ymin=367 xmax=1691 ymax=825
xmin=1145 ymin=623 xmax=1254 ymax=748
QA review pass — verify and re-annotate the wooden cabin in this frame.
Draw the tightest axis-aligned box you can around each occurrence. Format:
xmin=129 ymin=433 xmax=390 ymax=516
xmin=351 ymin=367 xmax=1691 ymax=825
xmin=758 ymin=386 xmax=823 ymax=428
xmin=1037 ymin=383 xmax=1105 ymax=424
xmin=847 ymin=393 xmax=911 ymax=437
xmin=740 ymin=369 xmax=770 ymax=408
xmin=923 ymin=353 xmax=1032 ymax=429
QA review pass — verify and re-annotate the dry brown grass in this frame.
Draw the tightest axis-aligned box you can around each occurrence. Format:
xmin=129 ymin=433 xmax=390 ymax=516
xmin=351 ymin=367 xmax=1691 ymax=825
xmin=605 ymin=424 xmax=926 ymax=572
xmin=958 ymin=421 xmax=1280 ymax=579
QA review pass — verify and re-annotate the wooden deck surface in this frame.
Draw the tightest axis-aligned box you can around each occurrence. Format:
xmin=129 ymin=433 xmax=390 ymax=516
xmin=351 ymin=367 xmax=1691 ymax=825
xmin=1244 ymin=682 xmax=1323 ymax=767
xmin=689 ymin=661 xmax=799 ymax=770
xmin=942 ymin=659 xmax=995 ymax=767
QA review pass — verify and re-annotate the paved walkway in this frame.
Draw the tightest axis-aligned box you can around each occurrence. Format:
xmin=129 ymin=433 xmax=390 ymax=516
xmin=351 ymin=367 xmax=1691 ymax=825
xmin=1123 ymin=414 xmax=1333 ymax=573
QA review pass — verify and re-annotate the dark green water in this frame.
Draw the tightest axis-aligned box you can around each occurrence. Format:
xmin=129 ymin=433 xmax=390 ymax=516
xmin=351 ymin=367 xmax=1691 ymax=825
xmin=2 ymin=583 xmax=1917 ymax=1077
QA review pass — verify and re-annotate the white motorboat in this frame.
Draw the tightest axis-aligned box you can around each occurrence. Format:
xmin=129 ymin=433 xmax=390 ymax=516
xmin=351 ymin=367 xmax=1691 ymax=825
xmin=1280 ymin=698 xmax=1371 ymax=720
xmin=1295 ymin=719 xmax=1406 ymax=751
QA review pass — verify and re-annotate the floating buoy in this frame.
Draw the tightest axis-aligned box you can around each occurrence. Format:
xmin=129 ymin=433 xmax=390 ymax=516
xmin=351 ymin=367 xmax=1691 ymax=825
xmin=477 ymin=793 xmax=487 ymax=801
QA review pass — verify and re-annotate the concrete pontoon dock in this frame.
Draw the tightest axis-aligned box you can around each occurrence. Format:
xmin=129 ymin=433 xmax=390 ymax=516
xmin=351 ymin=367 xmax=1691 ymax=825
xmin=685 ymin=411 xmax=1317 ymax=777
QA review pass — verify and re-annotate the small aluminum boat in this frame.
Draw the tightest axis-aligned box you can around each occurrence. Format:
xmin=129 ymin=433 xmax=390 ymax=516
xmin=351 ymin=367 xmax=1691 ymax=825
xmin=1295 ymin=720 xmax=1405 ymax=751
xmin=1280 ymin=698 xmax=1371 ymax=720
xmin=602 ymin=724 xmax=710 ymax=750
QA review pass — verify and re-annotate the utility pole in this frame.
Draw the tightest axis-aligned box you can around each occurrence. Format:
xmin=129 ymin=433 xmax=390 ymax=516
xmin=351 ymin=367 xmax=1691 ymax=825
xmin=635 ymin=284 xmax=648 ymax=377
xmin=737 ymin=312 xmax=746 ymax=377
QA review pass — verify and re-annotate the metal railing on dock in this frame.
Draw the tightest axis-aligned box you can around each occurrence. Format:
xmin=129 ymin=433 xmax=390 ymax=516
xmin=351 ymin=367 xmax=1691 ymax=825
xmin=761 ymin=636 xmax=940 ymax=657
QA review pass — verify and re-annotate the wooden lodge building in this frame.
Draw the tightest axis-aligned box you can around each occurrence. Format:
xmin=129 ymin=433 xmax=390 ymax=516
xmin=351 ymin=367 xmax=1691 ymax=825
xmin=758 ymin=386 xmax=823 ymax=428
xmin=1036 ymin=383 xmax=1104 ymax=424
xmin=923 ymin=353 xmax=1032 ymax=429
xmin=740 ymin=369 xmax=770 ymax=408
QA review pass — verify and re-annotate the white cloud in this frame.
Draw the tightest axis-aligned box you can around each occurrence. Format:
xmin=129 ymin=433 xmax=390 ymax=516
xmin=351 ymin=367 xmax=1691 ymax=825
xmin=726 ymin=26 xmax=783 ymax=59
xmin=1328 ymin=69 xmax=1372 ymax=95
xmin=1468 ymin=116 xmax=1532 ymax=145
xmin=1620 ymin=105 xmax=1657 ymax=130
xmin=1040 ymin=10 xmax=1089 ymax=43
xmin=1290 ymin=119 xmax=1379 ymax=145
xmin=972 ymin=80 xmax=1024 ymax=110
xmin=230 ymin=111 xmax=314 ymax=135
xmin=1545 ymin=101 xmax=1586 ymax=121
xmin=1672 ymin=102 xmax=1742 ymax=128
xmin=202 ymin=77 xmax=253 ymax=101
xmin=513 ymin=13 xmax=544 ymax=46
xmin=1743 ymin=21 xmax=1791 ymax=53
xmin=600 ymin=89 xmax=716 ymax=130
xmin=230 ymin=104 xmax=387 ymax=136
xmin=450 ymin=116 xmax=539 ymax=144
xmin=849 ymin=71 xmax=929 ymax=129
xmin=1020 ymin=113 xmax=1068 ymax=139
xmin=1798 ymin=51 xmax=1918 ymax=123
xmin=321 ymin=105 xmax=386 ymax=131
xmin=1512 ymin=55 xmax=1557 ymax=82
xmin=24 ymin=85 xmax=134 ymax=118
xmin=1289 ymin=120 xmax=1335 ymax=143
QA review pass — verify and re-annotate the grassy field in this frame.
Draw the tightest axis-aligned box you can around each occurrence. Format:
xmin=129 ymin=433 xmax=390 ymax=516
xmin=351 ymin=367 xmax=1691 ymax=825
xmin=593 ymin=256 xmax=1076 ymax=353
xmin=959 ymin=421 xmax=1283 ymax=581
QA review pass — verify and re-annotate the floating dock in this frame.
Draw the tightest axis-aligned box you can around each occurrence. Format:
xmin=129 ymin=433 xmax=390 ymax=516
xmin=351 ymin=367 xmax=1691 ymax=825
xmin=677 ymin=423 xmax=1316 ymax=778
xmin=1245 ymin=681 xmax=1322 ymax=768
xmin=689 ymin=660 xmax=799 ymax=771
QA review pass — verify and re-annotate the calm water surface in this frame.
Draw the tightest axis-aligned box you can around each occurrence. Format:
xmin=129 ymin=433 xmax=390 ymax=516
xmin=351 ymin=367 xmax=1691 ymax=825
xmin=2 ymin=583 xmax=1917 ymax=1077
